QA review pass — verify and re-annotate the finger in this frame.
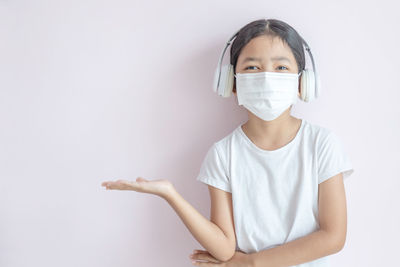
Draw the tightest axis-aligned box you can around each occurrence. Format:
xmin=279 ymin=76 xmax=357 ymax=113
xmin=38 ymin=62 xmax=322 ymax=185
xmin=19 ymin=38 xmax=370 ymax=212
xmin=192 ymin=260 xmax=218 ymax=267
xmin=102 ymin=179 xmax=146 ymax=191
xmin=116 ymin=179 xmax=129 ymax=183
xmin=105 ymin=182 xmax=123 ymax=190
xmin=102 ymin=183 xmax=111 ymax=189
xmin=192 ymin=252 xmax=222 ymax=264
xmin=110 ymin=181 xmax=132 ymax=190
xmin=136 ymin=177 xmax=148 ymax=183
xmin=102 ymin=181 xmax=118 ymax=189
xmin=118 ymin=179 xmax=141 ymax=188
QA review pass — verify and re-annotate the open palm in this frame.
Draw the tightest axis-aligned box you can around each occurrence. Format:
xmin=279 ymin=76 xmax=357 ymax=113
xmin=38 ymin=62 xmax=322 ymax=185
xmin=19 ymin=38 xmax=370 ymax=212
xmin=101 ymin=177 xmax=174 ymax=198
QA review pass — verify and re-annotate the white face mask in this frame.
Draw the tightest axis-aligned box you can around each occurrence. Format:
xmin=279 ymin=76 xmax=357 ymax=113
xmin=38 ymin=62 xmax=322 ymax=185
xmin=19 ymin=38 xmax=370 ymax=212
xmin=234 ymin=71 xmax=301 ymax=121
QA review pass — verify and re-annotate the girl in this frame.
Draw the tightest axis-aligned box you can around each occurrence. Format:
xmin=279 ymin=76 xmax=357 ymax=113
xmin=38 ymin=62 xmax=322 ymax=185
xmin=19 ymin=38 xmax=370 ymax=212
xmin=101 ymin=18 xmax=354 ymax=267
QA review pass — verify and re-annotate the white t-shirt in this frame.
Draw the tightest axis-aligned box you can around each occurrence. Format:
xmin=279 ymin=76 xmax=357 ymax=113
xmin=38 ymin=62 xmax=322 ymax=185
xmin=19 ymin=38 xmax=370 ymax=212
xmin=196 ymin=118 xmax=354 ymax=267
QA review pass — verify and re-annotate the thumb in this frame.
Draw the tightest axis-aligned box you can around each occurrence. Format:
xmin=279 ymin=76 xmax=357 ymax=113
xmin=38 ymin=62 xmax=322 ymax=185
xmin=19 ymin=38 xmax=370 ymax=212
xmin=136 ymin=177 xmax=148 ymax=182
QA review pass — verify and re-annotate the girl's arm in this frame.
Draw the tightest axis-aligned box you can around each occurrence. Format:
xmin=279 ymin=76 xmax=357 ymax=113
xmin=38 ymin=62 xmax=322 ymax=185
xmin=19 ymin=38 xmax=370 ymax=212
xmin=102 ymin=178 xmax=235 ymax=262
xmin=165 ymin=186 xmax=236 ymax=262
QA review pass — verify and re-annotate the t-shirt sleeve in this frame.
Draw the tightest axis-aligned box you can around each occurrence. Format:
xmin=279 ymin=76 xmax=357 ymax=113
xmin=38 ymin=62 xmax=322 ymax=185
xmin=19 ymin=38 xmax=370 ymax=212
xmin=196 ymin=143 xmax=232 ymax=193
xmin=318 ymin=132 xmax=354 ymax=184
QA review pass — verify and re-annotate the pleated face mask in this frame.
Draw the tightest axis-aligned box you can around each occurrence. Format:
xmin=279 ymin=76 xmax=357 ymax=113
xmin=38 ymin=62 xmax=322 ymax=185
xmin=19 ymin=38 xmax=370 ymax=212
xmin=234 ymin=71 xmax=301 ymax=121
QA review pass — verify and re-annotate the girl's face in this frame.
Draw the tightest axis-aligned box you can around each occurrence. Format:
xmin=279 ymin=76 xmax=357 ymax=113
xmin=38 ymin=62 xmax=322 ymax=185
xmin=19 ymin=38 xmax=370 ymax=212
xmin=235 ymin=34 xmax=299 ymax=76
xmin=233 ymin=34 xmax=300 ymax=95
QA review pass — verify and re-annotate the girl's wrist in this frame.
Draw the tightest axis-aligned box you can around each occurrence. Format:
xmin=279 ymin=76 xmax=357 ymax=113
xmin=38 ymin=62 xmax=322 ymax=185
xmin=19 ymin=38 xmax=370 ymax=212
xmin=159 ymin=182 xmax=177 ymax=201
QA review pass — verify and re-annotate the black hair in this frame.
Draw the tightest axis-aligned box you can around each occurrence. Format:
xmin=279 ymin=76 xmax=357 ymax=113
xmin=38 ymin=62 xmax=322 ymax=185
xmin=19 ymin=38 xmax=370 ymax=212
xmin=230 ymin=18 xmax=306 ymax=92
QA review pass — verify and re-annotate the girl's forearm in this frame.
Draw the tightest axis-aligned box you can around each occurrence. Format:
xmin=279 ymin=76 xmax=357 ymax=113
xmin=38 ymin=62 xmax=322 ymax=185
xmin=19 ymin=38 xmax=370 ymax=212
xmin=163 ymin=187 xmax=235 ymax=262
xmin=248 ymin=230 xmax=341 ymax=267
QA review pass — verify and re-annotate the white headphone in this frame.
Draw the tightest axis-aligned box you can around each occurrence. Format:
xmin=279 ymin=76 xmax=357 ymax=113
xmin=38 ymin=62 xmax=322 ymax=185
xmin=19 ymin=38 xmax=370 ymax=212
xmin=213 ymin=25 xmax=321 ymax=103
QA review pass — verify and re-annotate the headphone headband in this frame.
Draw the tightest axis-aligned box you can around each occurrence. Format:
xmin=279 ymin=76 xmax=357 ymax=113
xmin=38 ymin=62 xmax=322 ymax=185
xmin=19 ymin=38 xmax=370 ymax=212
xmin=215 ymin=29 xmax=240 ymax=91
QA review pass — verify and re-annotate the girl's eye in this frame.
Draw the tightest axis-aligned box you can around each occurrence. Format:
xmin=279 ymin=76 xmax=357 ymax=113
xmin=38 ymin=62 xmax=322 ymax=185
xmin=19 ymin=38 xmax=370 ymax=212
xmin=277 ymin=66 xmax=288 ymax=70
xmin=245 ymin=66 xmax=288 ymax=70
xmin=245 ymin=66 xmax=258 ymax=70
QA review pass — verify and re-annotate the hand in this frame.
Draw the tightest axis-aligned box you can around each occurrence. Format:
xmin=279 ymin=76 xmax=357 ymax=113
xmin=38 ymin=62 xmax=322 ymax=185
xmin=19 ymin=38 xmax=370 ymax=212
xmin=189 ymin=249 xmax=252 ymax=267
xmin=101 ymin=177 xmax=175 ymax=199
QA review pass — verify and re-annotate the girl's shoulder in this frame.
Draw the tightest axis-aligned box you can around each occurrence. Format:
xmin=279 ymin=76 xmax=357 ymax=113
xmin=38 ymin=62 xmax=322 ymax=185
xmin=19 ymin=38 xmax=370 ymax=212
xmin=302 ymin=119 xmax=335 ymax=141
xmin=303 ymin=120 xmax=349 ymax=156
xmin=211 ymin=124 xmax=242 ymax=156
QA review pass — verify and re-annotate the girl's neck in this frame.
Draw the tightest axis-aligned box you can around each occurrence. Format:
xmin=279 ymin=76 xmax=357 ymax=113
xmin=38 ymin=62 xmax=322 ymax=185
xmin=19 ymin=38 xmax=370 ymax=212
xmin=241 ymin=113 xmax=301 ymax=150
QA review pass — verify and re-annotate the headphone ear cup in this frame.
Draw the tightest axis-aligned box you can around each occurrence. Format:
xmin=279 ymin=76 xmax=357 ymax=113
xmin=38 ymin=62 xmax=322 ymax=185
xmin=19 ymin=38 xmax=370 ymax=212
xmin=214 ymin=64 xmax=233 ymax=97
xmin=299 ymin=70 xmax=308 ymax=102
xmin=300 ymin=69 xmax=316 ymax=102
xmin=213 ymin=66 xmax=220 ymax=94
xmin=225 ymin=64 xmax=234 ymax=97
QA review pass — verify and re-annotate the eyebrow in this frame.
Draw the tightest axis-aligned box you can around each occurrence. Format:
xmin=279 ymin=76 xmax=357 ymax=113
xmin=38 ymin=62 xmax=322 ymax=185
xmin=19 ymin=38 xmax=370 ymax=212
xmin=242 ymin=56 xmax=291 ymax=63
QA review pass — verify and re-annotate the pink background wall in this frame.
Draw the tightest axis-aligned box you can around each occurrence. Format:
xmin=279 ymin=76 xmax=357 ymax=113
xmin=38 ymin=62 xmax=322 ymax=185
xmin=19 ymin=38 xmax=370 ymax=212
xmin=1 ymin=0 xmax=399 ymax=266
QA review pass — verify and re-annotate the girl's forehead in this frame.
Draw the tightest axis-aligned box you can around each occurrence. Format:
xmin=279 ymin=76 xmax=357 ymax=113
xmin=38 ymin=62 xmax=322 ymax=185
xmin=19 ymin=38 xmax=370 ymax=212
xmin=242 ymin=35 xmax=290 ymax=53
xmin=238 ymin=35 xmax=294 ymax=61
